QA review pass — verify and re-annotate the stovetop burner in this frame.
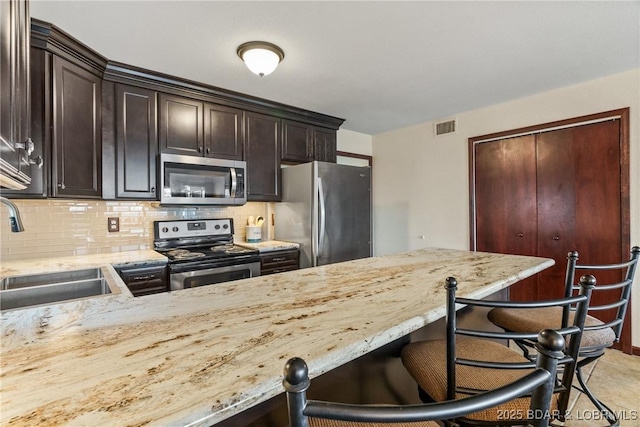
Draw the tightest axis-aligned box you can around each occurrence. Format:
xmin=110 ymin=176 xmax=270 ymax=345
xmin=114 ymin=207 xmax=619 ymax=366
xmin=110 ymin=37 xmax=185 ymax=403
xmin=153 ymin=219 xmax=259 ymax=265
xmin=211 ymin=244 xmax=251 ymax=254
xmin=166 ymin=249 xmax=207 ymax=260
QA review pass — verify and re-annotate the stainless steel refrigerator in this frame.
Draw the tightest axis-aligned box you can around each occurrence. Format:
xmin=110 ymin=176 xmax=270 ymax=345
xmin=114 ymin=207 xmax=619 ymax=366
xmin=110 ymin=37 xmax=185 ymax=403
xmin=275 ymin=161 xmax=371 ymax=268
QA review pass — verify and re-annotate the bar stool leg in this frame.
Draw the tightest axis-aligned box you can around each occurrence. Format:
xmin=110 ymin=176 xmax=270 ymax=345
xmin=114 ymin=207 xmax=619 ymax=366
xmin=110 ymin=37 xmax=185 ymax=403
xmin=574 ymin=356 xmax=619 ymax=426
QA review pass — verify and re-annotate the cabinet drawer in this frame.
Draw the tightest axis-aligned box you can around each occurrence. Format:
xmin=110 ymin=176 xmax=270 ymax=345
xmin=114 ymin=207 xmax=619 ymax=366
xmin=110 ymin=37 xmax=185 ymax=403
xmin=260 ymin=249 xmax=299 ymax=275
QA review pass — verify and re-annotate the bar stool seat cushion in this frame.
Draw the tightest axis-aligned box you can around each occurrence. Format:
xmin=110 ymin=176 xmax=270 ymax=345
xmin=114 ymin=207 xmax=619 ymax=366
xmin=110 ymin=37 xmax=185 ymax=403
xmin=401 ymin=337 xmax=557 ymax=423
xmin=488 ymin=307 xmax=616 ymax=349
xmin=308 ymin=418 xmax=438 ymax=427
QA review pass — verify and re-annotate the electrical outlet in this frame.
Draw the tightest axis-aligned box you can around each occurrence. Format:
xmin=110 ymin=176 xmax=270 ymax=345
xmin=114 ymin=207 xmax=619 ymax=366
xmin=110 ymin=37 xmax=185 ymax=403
xmin=108 ymin=217 xmax=119 ymax=232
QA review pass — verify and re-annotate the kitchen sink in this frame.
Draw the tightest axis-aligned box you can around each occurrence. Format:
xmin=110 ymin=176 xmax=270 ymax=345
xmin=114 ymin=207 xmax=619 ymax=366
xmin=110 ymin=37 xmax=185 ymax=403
xmin=0 ymin=268 xmax=112 ymax=311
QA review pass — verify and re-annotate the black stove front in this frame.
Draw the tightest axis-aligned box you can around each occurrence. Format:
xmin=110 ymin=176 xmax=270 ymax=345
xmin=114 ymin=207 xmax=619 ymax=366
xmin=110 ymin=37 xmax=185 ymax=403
xmin=153 ymin=219 xmax=261 ymax=290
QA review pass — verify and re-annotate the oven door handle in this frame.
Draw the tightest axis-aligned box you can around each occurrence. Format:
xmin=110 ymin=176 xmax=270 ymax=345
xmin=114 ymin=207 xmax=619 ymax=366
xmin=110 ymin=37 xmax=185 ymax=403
xmin=230 ymin=167 xmax=238 ymax=197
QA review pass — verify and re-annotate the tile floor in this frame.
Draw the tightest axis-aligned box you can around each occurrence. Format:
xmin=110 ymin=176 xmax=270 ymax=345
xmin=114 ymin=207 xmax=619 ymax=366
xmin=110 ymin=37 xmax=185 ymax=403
xmin=563 ymin=349 xmax=640 ymax=426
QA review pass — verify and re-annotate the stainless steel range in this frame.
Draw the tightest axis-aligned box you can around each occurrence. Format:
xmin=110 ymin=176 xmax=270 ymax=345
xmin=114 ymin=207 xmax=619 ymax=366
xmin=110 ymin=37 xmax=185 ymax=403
xmin=153 ymin=218 xmax=260 ymax=291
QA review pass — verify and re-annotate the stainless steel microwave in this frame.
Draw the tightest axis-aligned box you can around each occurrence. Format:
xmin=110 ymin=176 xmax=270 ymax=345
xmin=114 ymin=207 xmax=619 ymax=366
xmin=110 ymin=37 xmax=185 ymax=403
xmin=159 ymin=153 xmax=247 ymax=205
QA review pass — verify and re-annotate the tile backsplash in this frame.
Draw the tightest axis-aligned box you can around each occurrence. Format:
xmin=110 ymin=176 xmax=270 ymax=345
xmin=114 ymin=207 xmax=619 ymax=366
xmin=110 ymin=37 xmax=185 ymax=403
xmin=0 ymin=200 xmax=273 ymax=261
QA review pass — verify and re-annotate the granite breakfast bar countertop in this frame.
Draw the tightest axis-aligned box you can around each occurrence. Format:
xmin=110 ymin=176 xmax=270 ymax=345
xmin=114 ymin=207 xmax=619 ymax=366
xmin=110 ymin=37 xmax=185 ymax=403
xmin=0 ymin=248 xmax=554 ymax=426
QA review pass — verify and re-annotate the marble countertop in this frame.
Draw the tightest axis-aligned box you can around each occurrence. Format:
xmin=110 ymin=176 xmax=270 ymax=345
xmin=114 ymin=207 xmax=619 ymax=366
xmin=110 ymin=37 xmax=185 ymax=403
xmin=0 ymin=249 xmax=167 ymax=278
xmin=0 ymin=248 xmax=553 ymax=426
xmin=237 ymin=239 xmax=300 ymax=252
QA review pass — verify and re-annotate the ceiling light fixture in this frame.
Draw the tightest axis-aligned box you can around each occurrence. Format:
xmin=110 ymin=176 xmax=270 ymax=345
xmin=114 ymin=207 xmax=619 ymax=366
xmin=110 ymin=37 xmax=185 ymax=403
xmin=237 ymin=41 xmax=285 ymax=77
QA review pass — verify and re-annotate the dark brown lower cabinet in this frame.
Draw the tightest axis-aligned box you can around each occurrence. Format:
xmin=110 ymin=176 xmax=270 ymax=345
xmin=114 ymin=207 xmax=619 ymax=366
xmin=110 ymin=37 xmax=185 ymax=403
xmin=52 ymin=55 xmax=102 ymax=198
xmin=472 ymin=111 xmax=630 ymax=352
xmin=260 ymin=249 xmax=300 ymax=275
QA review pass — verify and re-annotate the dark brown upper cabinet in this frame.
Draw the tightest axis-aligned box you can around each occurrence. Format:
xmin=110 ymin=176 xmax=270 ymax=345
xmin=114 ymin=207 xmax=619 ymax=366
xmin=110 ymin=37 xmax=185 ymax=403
xmin=313 ymin=127 xmax=337 ymax=163
xmin=52 ymin=55 xmax=102 ymax=198
xmin=204 ymin=103 xmax=243 ymax=160
xmin=24 ymin=18 xmax=343 ymax=203
xmin=114 ymin=84 xmax=157 ymax=199
xmin=159 ymin=93 xmax=203 ymax=156
xmin=159 ymin=95 xmax=243 ymax=161
xmin=0 ymin=0 xmax=32 ymax=189
xmin=244 ymin=111 xmax=281 ymax=201
xmin=281 ymin=119 xmax=312 ymax=163
xmin=1 ymin=46 xmax=48 ymax=198
xmin=281 ymin=119 xmax=337 ymax=164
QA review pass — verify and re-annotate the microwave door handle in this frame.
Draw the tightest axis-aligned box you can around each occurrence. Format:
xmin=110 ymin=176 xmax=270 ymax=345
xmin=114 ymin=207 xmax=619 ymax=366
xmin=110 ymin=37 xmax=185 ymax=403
xmin=230 ymin=167 xmax=237 ymax=197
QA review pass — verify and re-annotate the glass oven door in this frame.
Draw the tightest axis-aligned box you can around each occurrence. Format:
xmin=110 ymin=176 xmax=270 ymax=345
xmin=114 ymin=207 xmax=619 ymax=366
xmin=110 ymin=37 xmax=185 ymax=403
xmin=169 ymin=262 xmax=260 ymax=291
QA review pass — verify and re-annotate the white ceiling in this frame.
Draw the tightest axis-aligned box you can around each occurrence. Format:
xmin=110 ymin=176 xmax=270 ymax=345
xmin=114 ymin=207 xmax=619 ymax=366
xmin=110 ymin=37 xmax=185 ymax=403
xmin=30 ymin=1 xmax=640 ymax=135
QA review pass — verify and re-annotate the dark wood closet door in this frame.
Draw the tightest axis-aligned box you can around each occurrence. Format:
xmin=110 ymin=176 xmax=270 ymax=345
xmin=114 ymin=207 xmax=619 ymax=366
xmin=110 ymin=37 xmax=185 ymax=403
xmin=536 ymin=121 xmax=622 ymax=301
xmin=473 ymin=114 xmax=629 ymax=352
xmin=535 ymin=127 xmax=578 ymax=300
xmin=475 ymin=135 xmax=538 ymax=301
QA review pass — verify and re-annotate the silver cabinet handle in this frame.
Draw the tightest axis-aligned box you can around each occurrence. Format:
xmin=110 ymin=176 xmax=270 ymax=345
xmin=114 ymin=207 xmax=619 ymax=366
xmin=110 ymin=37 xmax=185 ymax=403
xmin=29 ymin=156 xmax=43 ymax=168
xmin=15 ymin=138 xmax=34 ymax=156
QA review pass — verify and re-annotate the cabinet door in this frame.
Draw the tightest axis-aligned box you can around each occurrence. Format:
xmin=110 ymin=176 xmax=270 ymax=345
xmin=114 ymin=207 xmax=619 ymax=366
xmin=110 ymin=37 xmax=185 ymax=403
xmin=2 ymin=47 xmax=48 ymax=197
xmin=52 ymin=56 xmax=102 ymax=198
xmin=244 ymin=111 xmax=281 ymax=201
xmin=203 ymin=103 xmax=243 ymax=160
xmin=281 ymin=119 xmax=311 ymax=163
xmin=0 ymin=0 xmax=31 ymax=188
xmin=313 ymin=128 xmax=337 ymax=163
xmin=159 ymin=93 xmax=203 ymax=156
xmin=116 ymin=84 xmax=158 ymax=199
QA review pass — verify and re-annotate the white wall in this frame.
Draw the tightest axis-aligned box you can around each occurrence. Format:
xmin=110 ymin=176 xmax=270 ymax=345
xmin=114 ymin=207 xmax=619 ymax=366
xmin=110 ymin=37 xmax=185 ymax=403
xmin=337 ymin=129 xmax=373 ymax=155
xmin=372 ymin=68 xmax=640 ymax=346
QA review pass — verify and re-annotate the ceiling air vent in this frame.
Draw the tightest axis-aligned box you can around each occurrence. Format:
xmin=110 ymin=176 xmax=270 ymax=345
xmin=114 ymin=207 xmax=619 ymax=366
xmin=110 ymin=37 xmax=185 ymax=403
xmin=434 ymin=118 xmax=457 ymax=137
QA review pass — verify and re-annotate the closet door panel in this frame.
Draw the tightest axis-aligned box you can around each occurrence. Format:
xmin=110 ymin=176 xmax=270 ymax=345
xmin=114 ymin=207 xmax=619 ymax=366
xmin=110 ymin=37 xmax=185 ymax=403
xmin=572 ymin=120 xmax=623 ymax=325
xmin=536 ymin=128 xmax=577 ymax=300
xmin=474 ymin=135 xmax=538 ymax=300
xmin=536 ymin=121 xmax=622 ymax=302
xmin=572 ymin=120 xmax=622 ymax=264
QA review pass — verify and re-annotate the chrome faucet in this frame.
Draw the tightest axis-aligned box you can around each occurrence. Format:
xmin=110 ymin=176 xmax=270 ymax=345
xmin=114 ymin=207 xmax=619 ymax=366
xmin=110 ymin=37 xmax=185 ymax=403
xmin=0 ymin=196 xmax=25 ymax=232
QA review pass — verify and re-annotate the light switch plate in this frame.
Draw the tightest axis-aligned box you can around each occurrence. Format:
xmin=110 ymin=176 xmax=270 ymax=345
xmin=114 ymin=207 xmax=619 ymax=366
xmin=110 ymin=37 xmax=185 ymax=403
xmin=108 ymin=217 xmax=119 ymax=232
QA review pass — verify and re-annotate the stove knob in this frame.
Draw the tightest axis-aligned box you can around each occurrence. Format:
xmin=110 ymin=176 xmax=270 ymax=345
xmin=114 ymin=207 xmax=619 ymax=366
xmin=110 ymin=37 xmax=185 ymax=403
xmin=223 ymin=224 xmax=229 ymax=229
xmin=214 ymin=224 xmax=221 ymax=230
xmin=172 ymin=226 xmax=179 ymax=232
xmin=162 ymin=227 xmax=169 ymax=233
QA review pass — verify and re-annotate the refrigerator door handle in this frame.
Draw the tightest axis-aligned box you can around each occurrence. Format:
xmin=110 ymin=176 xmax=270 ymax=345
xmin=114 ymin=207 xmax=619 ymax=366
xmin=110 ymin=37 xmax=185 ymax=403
xmin=318 ymin=177 xmax=326 ymax=255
